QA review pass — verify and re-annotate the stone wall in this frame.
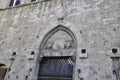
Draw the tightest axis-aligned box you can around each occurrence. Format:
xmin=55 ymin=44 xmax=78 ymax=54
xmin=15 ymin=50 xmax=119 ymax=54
xmin=0 ymin=0 xmax=120 ymax=80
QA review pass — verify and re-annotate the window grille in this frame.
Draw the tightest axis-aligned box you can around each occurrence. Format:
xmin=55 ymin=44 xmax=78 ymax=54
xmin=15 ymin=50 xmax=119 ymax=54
xmin=37 ymin=57 xmax=74 ymax=80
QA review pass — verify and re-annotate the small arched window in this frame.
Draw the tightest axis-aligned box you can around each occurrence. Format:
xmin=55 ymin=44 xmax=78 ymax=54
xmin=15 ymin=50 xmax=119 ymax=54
xmin=0 ymin=64 xmax=7 ymax=80
xmin=31 ymin=0 xmax=37 ymax=2
xmin=9 ymin=0 xmax=21 ymax=6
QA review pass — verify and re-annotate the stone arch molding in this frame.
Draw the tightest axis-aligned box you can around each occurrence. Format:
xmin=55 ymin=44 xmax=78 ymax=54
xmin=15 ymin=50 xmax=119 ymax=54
xmin=39 ymin=25 xmax=77 ymax=57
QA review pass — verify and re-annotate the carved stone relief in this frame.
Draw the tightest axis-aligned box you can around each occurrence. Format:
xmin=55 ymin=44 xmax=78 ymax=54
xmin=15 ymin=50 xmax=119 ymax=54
xmin=41 ymin=29 xmax=76 ymax=56
xmin=43 ymin=30 xmax=75 ymax=50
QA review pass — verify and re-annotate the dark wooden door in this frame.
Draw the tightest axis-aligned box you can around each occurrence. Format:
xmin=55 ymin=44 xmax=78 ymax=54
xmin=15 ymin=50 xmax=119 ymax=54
xmin=37 ymin=57 xmax=73 ymax=80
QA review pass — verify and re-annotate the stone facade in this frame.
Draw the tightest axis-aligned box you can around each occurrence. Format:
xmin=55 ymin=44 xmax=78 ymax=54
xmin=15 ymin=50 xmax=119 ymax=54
xmin=0 ymin=0 xmax=120 ymax=80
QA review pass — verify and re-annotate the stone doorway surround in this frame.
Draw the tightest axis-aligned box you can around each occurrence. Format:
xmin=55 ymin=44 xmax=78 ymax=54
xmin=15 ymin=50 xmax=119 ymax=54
xmin=34 ymin=25 xmax=77 ymax=80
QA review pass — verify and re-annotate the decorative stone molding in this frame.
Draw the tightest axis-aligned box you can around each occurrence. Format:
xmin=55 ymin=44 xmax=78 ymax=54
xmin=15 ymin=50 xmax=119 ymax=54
xmin=39 ymin=25 xmax=77 ymax=57
xmin=34 ymin=25 xmax=77 ymax=80
xmin=41 ymin=48 xmax=76 ymax=57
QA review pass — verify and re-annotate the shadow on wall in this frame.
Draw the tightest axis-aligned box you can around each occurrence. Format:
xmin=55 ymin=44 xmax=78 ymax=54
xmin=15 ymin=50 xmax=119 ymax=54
xmin=0 ymin=64 xmax=7 ymax=80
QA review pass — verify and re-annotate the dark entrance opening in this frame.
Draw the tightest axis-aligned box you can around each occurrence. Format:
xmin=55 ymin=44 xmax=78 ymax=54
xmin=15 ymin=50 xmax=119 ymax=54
xmin=0 ymin=64 xmax=7 ymax=80
xmin=37 ymin=57 xmax=74 ymax=80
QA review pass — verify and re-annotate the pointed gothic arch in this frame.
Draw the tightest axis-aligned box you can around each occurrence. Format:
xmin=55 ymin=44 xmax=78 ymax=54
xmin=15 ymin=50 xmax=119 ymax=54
xmin=39 ymin=25 xmax=77 ymax=56
xmin=40 ymin=25 xmax=77 ymax=49
xmin=36 ymin=25 xmax=77 ymax=80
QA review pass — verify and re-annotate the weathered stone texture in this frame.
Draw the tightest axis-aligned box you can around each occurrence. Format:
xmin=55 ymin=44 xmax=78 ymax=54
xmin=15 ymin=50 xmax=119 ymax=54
xmin=0 ymin=0 xmax=120 ymax=80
